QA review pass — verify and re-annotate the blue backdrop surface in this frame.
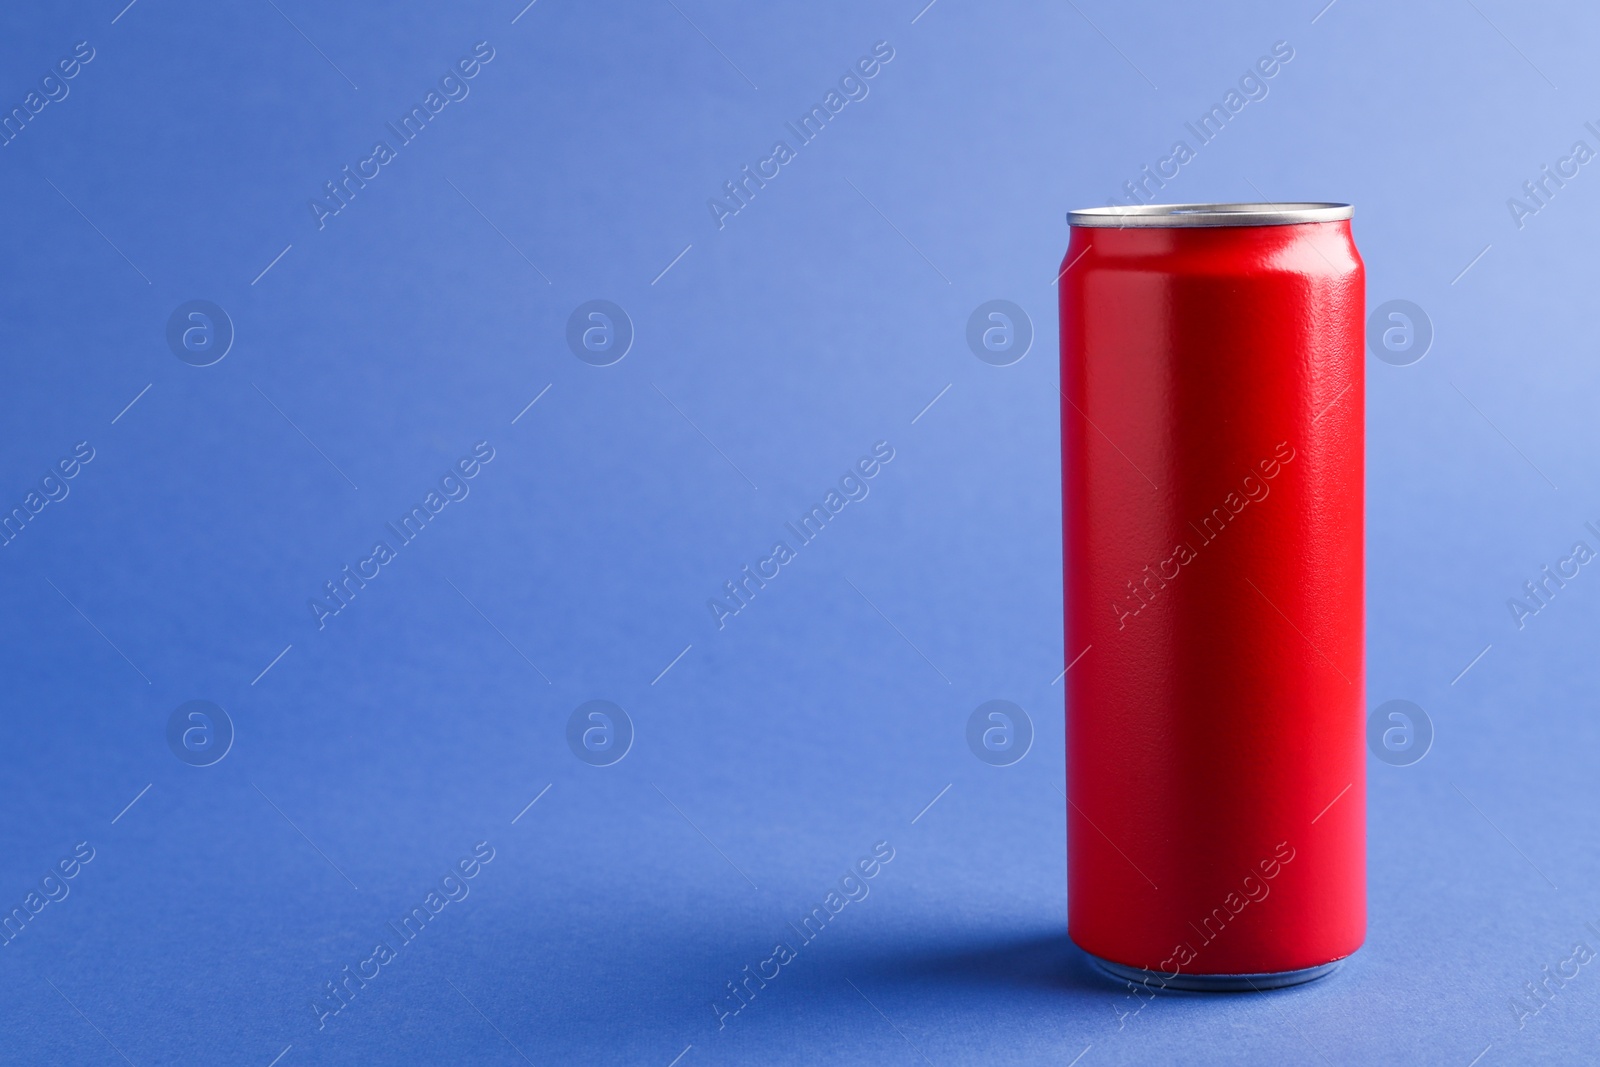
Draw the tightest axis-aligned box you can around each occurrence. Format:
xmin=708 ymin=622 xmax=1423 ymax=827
xmin=1 ymin=1 xmax=1597 ymax=1063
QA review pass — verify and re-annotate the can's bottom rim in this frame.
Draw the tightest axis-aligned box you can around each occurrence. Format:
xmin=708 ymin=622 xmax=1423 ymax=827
xmin=1090 ymin=954 xmax=1345 ymax=993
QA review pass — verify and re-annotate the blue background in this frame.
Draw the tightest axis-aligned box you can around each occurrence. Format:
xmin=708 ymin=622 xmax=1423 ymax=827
xmin=0 ymin=0 xmax=1596 ymax=1063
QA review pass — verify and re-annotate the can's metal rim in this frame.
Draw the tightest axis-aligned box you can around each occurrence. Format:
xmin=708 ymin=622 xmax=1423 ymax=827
xmin=1067 ymin=202 xmax=1353 ymax=228
xmin=1090 ymin=954 xmax=1345 ymax=992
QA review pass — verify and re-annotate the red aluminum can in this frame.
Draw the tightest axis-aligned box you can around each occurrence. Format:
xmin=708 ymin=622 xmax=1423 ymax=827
xmin=1059 ymin=203 xmax=1364 ymax=990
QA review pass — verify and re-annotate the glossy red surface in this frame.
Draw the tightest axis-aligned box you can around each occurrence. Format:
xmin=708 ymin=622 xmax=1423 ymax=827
xmin=1059 ymin=219 xmax=1365 ymax=977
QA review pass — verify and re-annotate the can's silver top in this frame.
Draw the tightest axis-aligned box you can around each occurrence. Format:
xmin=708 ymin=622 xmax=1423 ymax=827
xmin=1067 ymin=202 xmax=1353 ymax=228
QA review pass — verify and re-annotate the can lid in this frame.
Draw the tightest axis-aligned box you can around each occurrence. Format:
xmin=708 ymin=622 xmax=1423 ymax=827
xmin=1067 ymin=202 xmax=1353 ymax=228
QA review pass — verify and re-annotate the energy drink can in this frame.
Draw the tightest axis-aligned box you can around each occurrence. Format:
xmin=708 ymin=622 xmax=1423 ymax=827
xmin=1059 ymin=203 xmax=1364 ymax=990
